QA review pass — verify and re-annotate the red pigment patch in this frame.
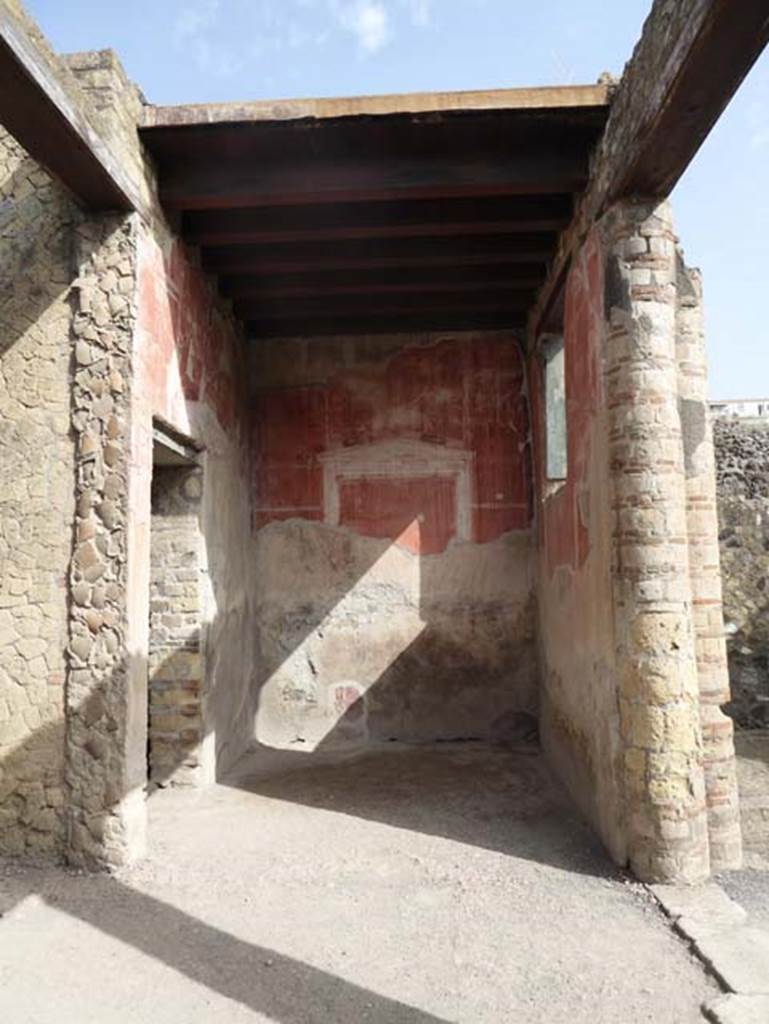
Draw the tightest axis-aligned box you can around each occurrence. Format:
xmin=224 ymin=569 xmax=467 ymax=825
xmin=252 ymin=337 xmax=533 ymax=543
xmin=339 ymin=475 xmax=457 ymax=555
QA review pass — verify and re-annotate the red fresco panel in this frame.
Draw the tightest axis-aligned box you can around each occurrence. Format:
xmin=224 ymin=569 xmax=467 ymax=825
xmin=473 ymin=505 xmax=530 ymax=542
xmin=254 ymin=388 xmax=327 ymax=464
xmin=339 ymin=476 xmax=457 ymax=555
xmin=138 ymin=234 xmax=245 ymax=433
xmin=257 ymin=464 xmax=323 ymax=511
xmin=254 ymin=336 xmax=533 ymax=543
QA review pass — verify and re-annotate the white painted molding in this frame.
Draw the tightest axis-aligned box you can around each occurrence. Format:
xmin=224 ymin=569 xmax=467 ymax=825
xmin=319 ymin=439 xmax=473 ymax=542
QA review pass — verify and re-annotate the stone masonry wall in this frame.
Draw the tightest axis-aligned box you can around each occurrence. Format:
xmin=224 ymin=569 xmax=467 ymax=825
xmin=66 ymin=214 xmax=144 ymax=868
xmin=0 ymin=130 xmax=78 ymax=858
xmin=714 ymin=418 xmax=769 ymax=728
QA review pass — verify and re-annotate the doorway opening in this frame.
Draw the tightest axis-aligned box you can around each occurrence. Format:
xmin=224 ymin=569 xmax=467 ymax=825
xmin=148 ymin=422 xmax=210 ymax=788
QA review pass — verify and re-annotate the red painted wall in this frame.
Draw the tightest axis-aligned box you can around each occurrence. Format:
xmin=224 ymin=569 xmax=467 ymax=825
xmin=137 ymin=233 xmax=245 ymax=438
xmin=253 ymin=334 xmax=532 ymax=553
xmin=529 ymin=231 xmax=603 ymax=574
xmin=339 ymin=476 xmax=457 ymax=556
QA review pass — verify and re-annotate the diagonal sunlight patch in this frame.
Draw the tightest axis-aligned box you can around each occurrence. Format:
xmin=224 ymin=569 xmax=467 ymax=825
xmin=255 ymin=528 xmax=425 ymax=752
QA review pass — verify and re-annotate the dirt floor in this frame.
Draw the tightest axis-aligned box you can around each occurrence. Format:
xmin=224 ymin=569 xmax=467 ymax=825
xmin=0 ymin=743 xmax=718 ymax=1023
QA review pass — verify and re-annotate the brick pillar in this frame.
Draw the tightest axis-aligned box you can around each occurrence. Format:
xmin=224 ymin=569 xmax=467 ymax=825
xmin=148 ymin=464 xmax=211 ymax=787
xmin=602 ymin=199 xmax=710 ymax=883
xmin=675 ymin=258 xmax=742 ymax=871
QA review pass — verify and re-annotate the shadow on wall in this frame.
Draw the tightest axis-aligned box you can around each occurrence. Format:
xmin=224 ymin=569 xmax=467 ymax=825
xmin=242 ymin=413 xmax=537 ymax=775
xmin=240 ymin=517 xmax=537 ymax=768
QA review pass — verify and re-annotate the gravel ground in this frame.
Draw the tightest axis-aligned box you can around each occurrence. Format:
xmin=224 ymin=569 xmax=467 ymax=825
xmin=715 ymin=731 xmax=769 ymax=929
xmin=0 ymin=743 xmax=717 ymax=1023
xmin=734 ymin=731 xmax=769 ymax=869
xmin=717 ymin=870 xmax=769 ymax=929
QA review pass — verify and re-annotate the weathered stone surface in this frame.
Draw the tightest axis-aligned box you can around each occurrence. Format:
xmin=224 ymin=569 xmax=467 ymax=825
xmin=250 ymin=518 xmax=536 ymax=757
xmin=652 ymin=883 xmax=748 ymax=936
xmin=695 ymin=927 xmax=769 ymax=996
xmin=714 ymin=419 xmax=769 ymax=729
xmin=0 ymin=127 xmax=76 ymax=857
xmin=64 ymin=211 xmax=144 ymax=870
xmin=676 ymin=257 xmax=741 ymax=871
xmin=705 ymin=994 xmax=769 ymax=1024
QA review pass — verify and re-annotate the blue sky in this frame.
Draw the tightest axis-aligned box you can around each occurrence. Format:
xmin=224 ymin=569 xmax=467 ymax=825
xmin=26 ymin=0 xmax=769 ymax=398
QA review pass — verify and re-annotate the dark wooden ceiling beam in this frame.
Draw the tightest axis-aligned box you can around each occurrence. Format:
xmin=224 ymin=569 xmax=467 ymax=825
xmin=0 ymin=6 xmax=139 ymax=211
xmin=246 ymin=310 xmax=526 ymax=338
xmin=234 ymin=288 xmax=534 ymax=320
xmin=160 ymin=153 xmax=588 ymax=211
xmin=204 ymin=233 xmax=555 ymax=274
xmin=182 ymin=195 xmax=573 ymax=244
xmin=222 ymin=267 xmax=546 ymax=301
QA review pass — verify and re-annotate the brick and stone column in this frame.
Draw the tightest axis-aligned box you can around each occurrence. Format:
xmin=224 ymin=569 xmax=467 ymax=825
xmin=675 ymin=259 xmax=742 ymax=871
xmin=602 ymin=199 xmax=710 ymax=883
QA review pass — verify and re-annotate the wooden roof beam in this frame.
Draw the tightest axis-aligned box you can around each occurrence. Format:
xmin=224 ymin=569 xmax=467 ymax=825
xmin=203 ymin=234 xmax=556 ymax=275
xmin=160 ymin=153 xmax=589 ymax=211
xmin=221 ymin=265 xmax=547 ymax=300
xmin=0 ymin=4 xmax=140 ymax=211
xmin=530 ymin=0 xmax=769 ymax=336
xmin=233 ymin=289 xmax=534 ymax=320
xmin=182 ymin=195 xmax=574 ymax=246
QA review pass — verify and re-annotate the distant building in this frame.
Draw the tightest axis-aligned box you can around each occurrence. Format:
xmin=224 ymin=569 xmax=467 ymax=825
xmin=710 ymin=398 xmax=769 ymax=420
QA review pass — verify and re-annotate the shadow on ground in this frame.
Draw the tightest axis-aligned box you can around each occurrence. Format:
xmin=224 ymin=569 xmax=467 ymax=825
xmin=225 ymin=741 xmax=613 ymax=878
xmin=0 ymin=866 xmax=449 ymax=1023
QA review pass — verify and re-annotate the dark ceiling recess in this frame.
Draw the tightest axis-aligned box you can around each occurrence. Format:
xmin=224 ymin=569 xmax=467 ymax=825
xmin=140 ymin=90 xmax=609 ymax=339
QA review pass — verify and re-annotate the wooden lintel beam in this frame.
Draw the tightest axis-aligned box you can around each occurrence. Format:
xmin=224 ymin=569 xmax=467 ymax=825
xmin=0 ymin=6 xmax=139 ymax=211
xmin=144 ymin=85 xmax=609 ymax=128
xmin=616 ymin=0 xmax=769 ymax=199
xmin=529 ymin=0 xmax=769 ymax=341
xmin=161 ymin=154 xmax=588 ymax=211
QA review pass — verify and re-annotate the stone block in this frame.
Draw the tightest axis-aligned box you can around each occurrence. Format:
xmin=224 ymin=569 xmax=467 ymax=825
xmin=704 ymin=995 xmax=769 ymax=1024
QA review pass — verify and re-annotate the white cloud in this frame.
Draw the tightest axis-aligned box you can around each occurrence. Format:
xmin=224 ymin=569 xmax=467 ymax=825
xmin=335 ymin=1 xmax=391 ymax=54
xmin=172 ymin=0 xmax=245 ymax=78
xmin=402 ymin=0 xmax=432 ymax=27
xmin=172 ymin=0 xmax=400 ymax=77
xmin=173 ymin=0 xmax=221 ymax=42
